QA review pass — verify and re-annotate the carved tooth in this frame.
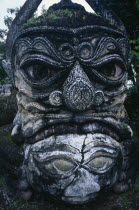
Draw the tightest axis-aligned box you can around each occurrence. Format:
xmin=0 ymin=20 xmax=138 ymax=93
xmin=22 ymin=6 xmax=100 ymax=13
xmin=25 ymin=102 xmax=47 ymax=112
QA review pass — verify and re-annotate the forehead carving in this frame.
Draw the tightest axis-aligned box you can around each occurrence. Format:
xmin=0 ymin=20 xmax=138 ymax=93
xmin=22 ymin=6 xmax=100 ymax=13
xmin=15 ymin=36 xmax=129 ymax=65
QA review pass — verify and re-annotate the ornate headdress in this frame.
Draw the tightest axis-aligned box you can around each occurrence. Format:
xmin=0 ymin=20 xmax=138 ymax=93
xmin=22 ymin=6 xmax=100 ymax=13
xmin=4 ymin=0 xmax=129 ymax=74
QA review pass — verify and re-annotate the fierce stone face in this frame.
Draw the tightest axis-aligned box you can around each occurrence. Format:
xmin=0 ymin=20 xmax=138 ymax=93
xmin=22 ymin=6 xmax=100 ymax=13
xmin=13 ymin=27 xmax=131 ymax=139
xmin=11 ymin=26 xmax=134 ymax=203
xmin=24 ymin=134 xmax=122 ymax=204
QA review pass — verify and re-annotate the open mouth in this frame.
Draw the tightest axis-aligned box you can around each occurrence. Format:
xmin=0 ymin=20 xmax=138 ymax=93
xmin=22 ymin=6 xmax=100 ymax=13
xmin=25 ymin=114 xmax=132 ymax=144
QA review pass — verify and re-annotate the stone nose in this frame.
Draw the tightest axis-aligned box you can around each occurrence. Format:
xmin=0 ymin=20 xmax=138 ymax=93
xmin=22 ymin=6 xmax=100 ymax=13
xmin=63 ymin=62 xmax=94 ymax=111
xmin=64 ymin=168 xmax=100 ymax=198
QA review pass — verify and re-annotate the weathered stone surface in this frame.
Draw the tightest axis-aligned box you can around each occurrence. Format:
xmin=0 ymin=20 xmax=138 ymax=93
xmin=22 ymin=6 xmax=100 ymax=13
xmin=113 ymin=182 xmax=129 ymax=194
xmin=19 ymin=190 xmax=32 ymax=201
xmin=0 ymin=124 xmax=23 ymax=176
xmin=0 ymin=84 xmax=13 ymax=96
xmin=0 ymin=91 xmax=17 ymax=127
xmin=18 ymin=180 xmax=29 ymax=191
xmin=1 ymin=0 xmax=136 ymax=205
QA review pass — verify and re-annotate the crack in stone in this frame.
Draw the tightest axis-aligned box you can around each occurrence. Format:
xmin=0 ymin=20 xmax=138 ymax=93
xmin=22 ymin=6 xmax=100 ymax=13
xmin=80 ymin=135 xmax=87 ymax=164
xmin=61 ymin=174 xmax=77 ymax=193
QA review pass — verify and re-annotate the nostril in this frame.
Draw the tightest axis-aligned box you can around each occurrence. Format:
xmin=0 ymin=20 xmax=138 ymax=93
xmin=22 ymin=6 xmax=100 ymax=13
xmin=93 ymin=91 xmax=105 ymax=106
xmin=49 ymin=91 xmax=63 ymax=106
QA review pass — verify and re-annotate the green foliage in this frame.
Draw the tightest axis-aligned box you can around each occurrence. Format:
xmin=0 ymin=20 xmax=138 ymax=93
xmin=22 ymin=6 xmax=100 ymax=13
xmin=105 ymin=0 xmax=139 ymax=39
xmin=0 ymin=7 xmax=19 ymax=81
xmin=3 ymin=7 xmax=20 ymax=30
xmin=4 ymin=16 xmax=13 ymax=29
xmin=130 ymin=39 xmax=139 ymax=72
xmin=22 ymin=9 xmax=76 ymax=29
xmin=132 ymin=184 xmax=139 ymax=194
xmin=121 ymin=197 xmax=131 ymax=210
xmin=136 ymin=0 xmax=139 ymax=10
xmin=0 ymin=41 xmax=6 ymax=80
xmin=122 ymin=123 xmax=130 ymax=131
xmin=0 ymin=29 xmax=7 ymax=40
xmin=105 ymin=0 xmax=139 ymax=90
xmin=7 ymin=7 xmax=20 ymax=15
xmin=0 ymin=175 xmax=6 ymax=187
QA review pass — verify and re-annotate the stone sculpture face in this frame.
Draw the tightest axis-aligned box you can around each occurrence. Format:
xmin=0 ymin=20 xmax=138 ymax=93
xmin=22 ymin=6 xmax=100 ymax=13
xmin=3 ymin=0 xmax=136 ymax=204
xmin=24 ymin=134 xmax=123 ymax=203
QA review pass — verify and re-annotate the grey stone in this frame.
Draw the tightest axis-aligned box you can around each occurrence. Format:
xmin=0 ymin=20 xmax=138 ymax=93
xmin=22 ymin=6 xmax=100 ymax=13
xmin=2 ymin=0 xmax=136 ymax=205
xmin=113 ymin=182 xmax=129 ymax=194
xmin=19 ymin=190 xmax=32 ymax=201
xmin=18 ymin=180 xmax=29 ymax=191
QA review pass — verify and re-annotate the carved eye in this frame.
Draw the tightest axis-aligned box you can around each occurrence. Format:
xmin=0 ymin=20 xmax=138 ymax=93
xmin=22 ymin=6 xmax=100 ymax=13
xmin=98 ymin=62 xmax=124 ymax=80
xmin=88 ymin=157 xmax=114 ymax=172
xmin=21 ymin=62 xmax=57 ymax=81
xmin=34 ymin=156 xmax=77 ymax=177
xmin=45 ymin=159 xmax=76 ymax=174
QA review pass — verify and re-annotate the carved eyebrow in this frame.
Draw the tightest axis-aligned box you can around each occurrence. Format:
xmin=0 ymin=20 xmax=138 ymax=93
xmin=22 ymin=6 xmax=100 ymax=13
xmin=33 ymin=144 xmax=80 ymax=154
xmin=92 ymin=37 xmax=128 ymax=62
xmin=84 ymin=147 xmax=119 ymax=164
xmin=19 ymin=54 xmax=63 ymax=69
xmin=16 ymin=37 xmax=59 ymax=59
xmin=32 ymin=147 xmax=82 ymax=163
xmin=16 ymin=41 xmax=76 ymax=69
xmin=84 ymin=144 xmax=119 ymax=152
xmin=84 ymin=146 xmax=119 ymax=160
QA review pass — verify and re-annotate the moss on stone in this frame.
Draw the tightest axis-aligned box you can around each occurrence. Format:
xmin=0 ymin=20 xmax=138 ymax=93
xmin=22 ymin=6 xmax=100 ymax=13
xmin=0 ymin=124 xmax=23 ymax=168
xmin=0 ymin=91 xmax=17 ymax=127
xmin=21 ymin=9 xmax=112 ymax=30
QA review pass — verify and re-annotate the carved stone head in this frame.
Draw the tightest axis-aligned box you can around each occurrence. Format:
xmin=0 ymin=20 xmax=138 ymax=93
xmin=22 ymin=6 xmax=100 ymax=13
xmin=3 ymin=0 xmax=136 ymax=204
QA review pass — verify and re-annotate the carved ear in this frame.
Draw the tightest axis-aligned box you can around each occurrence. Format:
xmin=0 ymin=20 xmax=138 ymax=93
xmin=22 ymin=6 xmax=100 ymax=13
xmin=6 ymin=0 xmax=43 ymax=61
xmin=85 ymin=0 xmax=126 ymax=33
xmin=2 ymin=60 xmax=14 ymax=84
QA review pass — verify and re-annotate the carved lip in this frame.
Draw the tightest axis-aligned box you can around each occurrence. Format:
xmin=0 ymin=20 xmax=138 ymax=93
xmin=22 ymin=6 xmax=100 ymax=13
xmin=25 ymin=116 xmax=132 ymax=144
